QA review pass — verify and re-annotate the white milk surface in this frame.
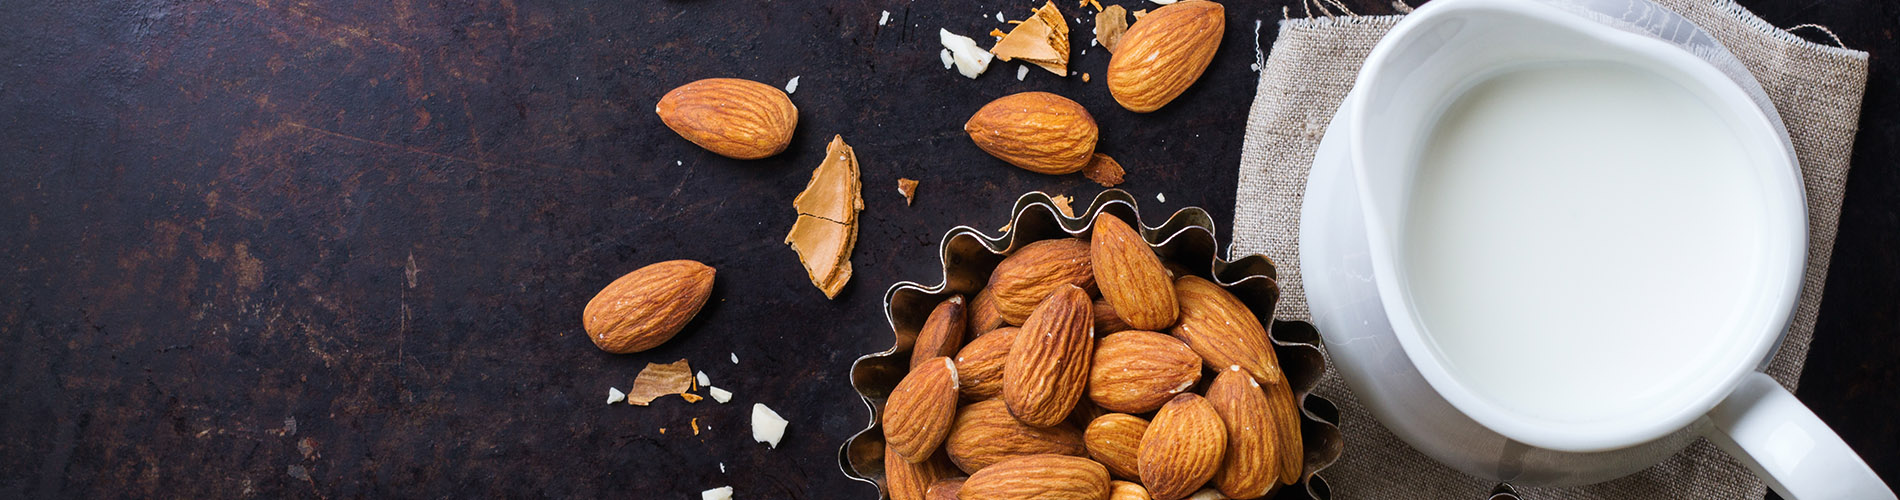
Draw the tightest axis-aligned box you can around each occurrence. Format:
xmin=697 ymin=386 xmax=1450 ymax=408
xmin=1402 ymin=62 xmax=1767 ymax=424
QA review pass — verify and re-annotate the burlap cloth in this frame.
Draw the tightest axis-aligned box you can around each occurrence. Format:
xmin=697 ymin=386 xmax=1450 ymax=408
xmin=1229 ymin=0 xmax=1871 ymax=498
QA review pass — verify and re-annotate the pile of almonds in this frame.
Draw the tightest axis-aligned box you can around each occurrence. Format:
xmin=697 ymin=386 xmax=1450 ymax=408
xmin=883 ymin=213 xmax=1302 ymax=500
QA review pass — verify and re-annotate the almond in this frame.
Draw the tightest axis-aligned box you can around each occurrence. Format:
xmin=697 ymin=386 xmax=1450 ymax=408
xmin=1105 ymin=0 xmax=1224 ymax=113
xmin=955 ymin=327 xmax=1019 ymax=401
xmin=888 ymin=446 xmax=958 ymax=500
xmin=1263 ymin=369 xmax=1303 ymax=486
xmin=1168 ymin=276 xmax=1282 ymax=387
xmin=965 ymin=92 xmax=1099 ymax=174
xmin=989 ymin=239 xmax=1094 ymax=325
xmin=927 ymin=477 xmax=967 ymax=500
xmin=886 ymin=358 xmax=961 ymax=463
xmin=959 ymin=454 xmax=1110 ymax=500
xmin=582 ymin=260 xmax=716 ymax=353
xmin=913 ymin=296 xmax=969 ymax=368
xmin=1090 ymin=214 xmax=1179 ymax=330
xmin=945 ymin=399 xmax=1087 ymax=473
xmin=970 ymin=287 xmax=1008 ymax=336
xmin=1094 ymin=299 xmax=1135 ymax=334
xmin=1139 ymin=394 xmax=1227 ymax=500
xmin=1003 ymin=284 xmax=1095 ymax=427
xmin=1084 ymin=413 xmax=1150 ymax=480
xmin=1088 ymin=331 xmax=1201 ymax=413
xmin=1204 ymin=366 xmax=1281 ymax=499
xmin=1110 ymin=481 xmax=1153 ymax=500
xmin=656 ymin=78 xmax=797 ymax=159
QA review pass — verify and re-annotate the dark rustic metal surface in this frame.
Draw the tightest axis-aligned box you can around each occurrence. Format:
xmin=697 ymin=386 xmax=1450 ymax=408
xmin=0 ymin=0 xmax=1892 ymax=498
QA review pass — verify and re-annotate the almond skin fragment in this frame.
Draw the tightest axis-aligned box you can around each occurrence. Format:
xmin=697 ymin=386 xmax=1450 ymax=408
xmin=1088 ymin=331 xmax=1201 ymax=413
xmin=656 ymin=78 xmax=797 ymax=159
xmin=955 ymin=327 xmax=1019 ymax=401
xmin=1169 ymin=275 xmax=1283 ymax=387
xmin=965 ymin=92 xmax=1100 ymax=174
xmin=945 ymin=399 xmax=1087 ymax=474
xmin=959 ymin=454 xmax=1111 ymax=500
xmin=988 ymin=239 xmax=1094 ymax=325
xmin=1091 ymin=213 xmax=1179 ymax=330
xmin=1003 ymin=284 xmax=1095 ymax=427
xmin=1084 ymin=413 xmax=1151 ymax=480
xmin=1106 ymin=1 xmax=1225 ymax=112
xmin=912 ymin=296 xmax=969 ymax=369
xmin=1139 ymin=393 xmax=1228 ymax=500
xmin=582 ymin=260 xmax=715 ymax=354
xmin=1205 ymin=366 xmax=1282 ymax=499
xmin=885 ymin=358 xmax=961 ymax=463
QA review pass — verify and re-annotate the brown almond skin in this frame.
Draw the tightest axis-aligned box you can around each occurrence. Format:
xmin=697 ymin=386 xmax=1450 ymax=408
xmin=1085 ymin=413 xmax=1151 ymax=480
xmin=970 ymin=287 xmax=1008 ymax=336
xmin=1262 ymin=368 xmax=1303 ymax=485
xmin=959 ymin=454 xmax=1111 ymax=500
xmin=1169 ymin=276 xmax=1283 ymax=387
xmin=1003 ymin=284 xmax=1095 ymax=427
xmin=1205 ymin=367 xmax=1282 ymax=499
xmin=1088 ymin=331 xmax=1202 ymax=413
xmin=656 ymin=78 xmax=798 ymax=159
xmin=1110 ymin=481 xmax=1153 ymax=500
xmin=927 ymin=477 xmax=967 ymax=500
xmin=955 ymin=327 xmax=1018 ymax=401
xmin=582 ymin=260 xmax=716 ymax=354
xmin=989 ymin=238 xmax=1094 ymax=325
xmin=913 ymin=296 xmax=969 ymax=369
xmin=889 ymin=446 xmax=959 ymax=500
xmin=886 ymin=358 xmax=962 ymax=463
xmin=945 ymin=399 xmax=1088 ymax=474
xmin=965 ymin=92 xmax=1100 ymax=174
xmin=1140 ymin=394 xmax=1228 ymax=500
xmin=1094 ymin=299 xmax=1135 ymax=334
xmin=1106 ymin=1 xmax=1225 ymax=113
xmin=1091 ymin=214 xmax=1179 ymax=330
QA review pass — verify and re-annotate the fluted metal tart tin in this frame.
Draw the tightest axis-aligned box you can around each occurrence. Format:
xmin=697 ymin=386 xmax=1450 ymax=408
xmin=841 ymin=189 xmax=1343 ymax=499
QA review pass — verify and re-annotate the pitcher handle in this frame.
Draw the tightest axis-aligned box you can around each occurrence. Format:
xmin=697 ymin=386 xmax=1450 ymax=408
xmin=1704 ymin=372 xmax=1894 ymax=500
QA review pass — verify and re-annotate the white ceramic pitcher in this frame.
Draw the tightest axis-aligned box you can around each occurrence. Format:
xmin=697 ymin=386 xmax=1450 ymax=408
xmin=1309 ymin=0 xmax=1895 ymax=497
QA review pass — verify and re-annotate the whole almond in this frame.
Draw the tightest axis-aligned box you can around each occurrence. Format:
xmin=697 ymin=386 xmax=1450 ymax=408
xmin=656 ymin=78 xmax=798 ymax=159
xmin=927 ymin=477 xmax=967 ymax=500
xmin=1091 ymin=214 xmax=1179 ymax=330
xmin=1139 ymin=394 xmax=1228 ymax=500
xmin=945 ymin=399 xmax=1087 ymax=473
xmin=1105 ymin=0 xmax=1225 ymax=113
xmin=1169 ymin=276 xmax=1283 ymax=387
xmin=1110 ymin=481 xmax=1153 ymax=500
xmin=1263 ymin=369 xmax=1303 ymax=485
xmin=959 ymin=454 xmax=1110 ymax=500
xmin=582 ymin=260 xmax=716 ymax=354
xmin=965 ymin=92 xmax=1099 ymax=175
xmin=1084 ymin=413 xmax=1150 ymax=480
xmin=913 ymin=296 xmax=970 ymax=369
xmin=888 ymin=446 xmax=958 ymax=500
xmin=989 ymin=238 xmax=1094 ymax=325
xmin=955 ymin=327 xmax=1018 ymax=401
xmin=1094 ymin=299 xmax=1135 ymax=335
xmin=1088 ymin=331 xmax=1202 ymax=413
xmin=1205 ymin=366 xmax=1281 ymax=499
xmin=970 ymin=287 xmax=1008 ymax=336
xmin=1003 ymin=284 xmax=1095 ymax=427
xmin=886 ymin=358 xmax=962 ymax=463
